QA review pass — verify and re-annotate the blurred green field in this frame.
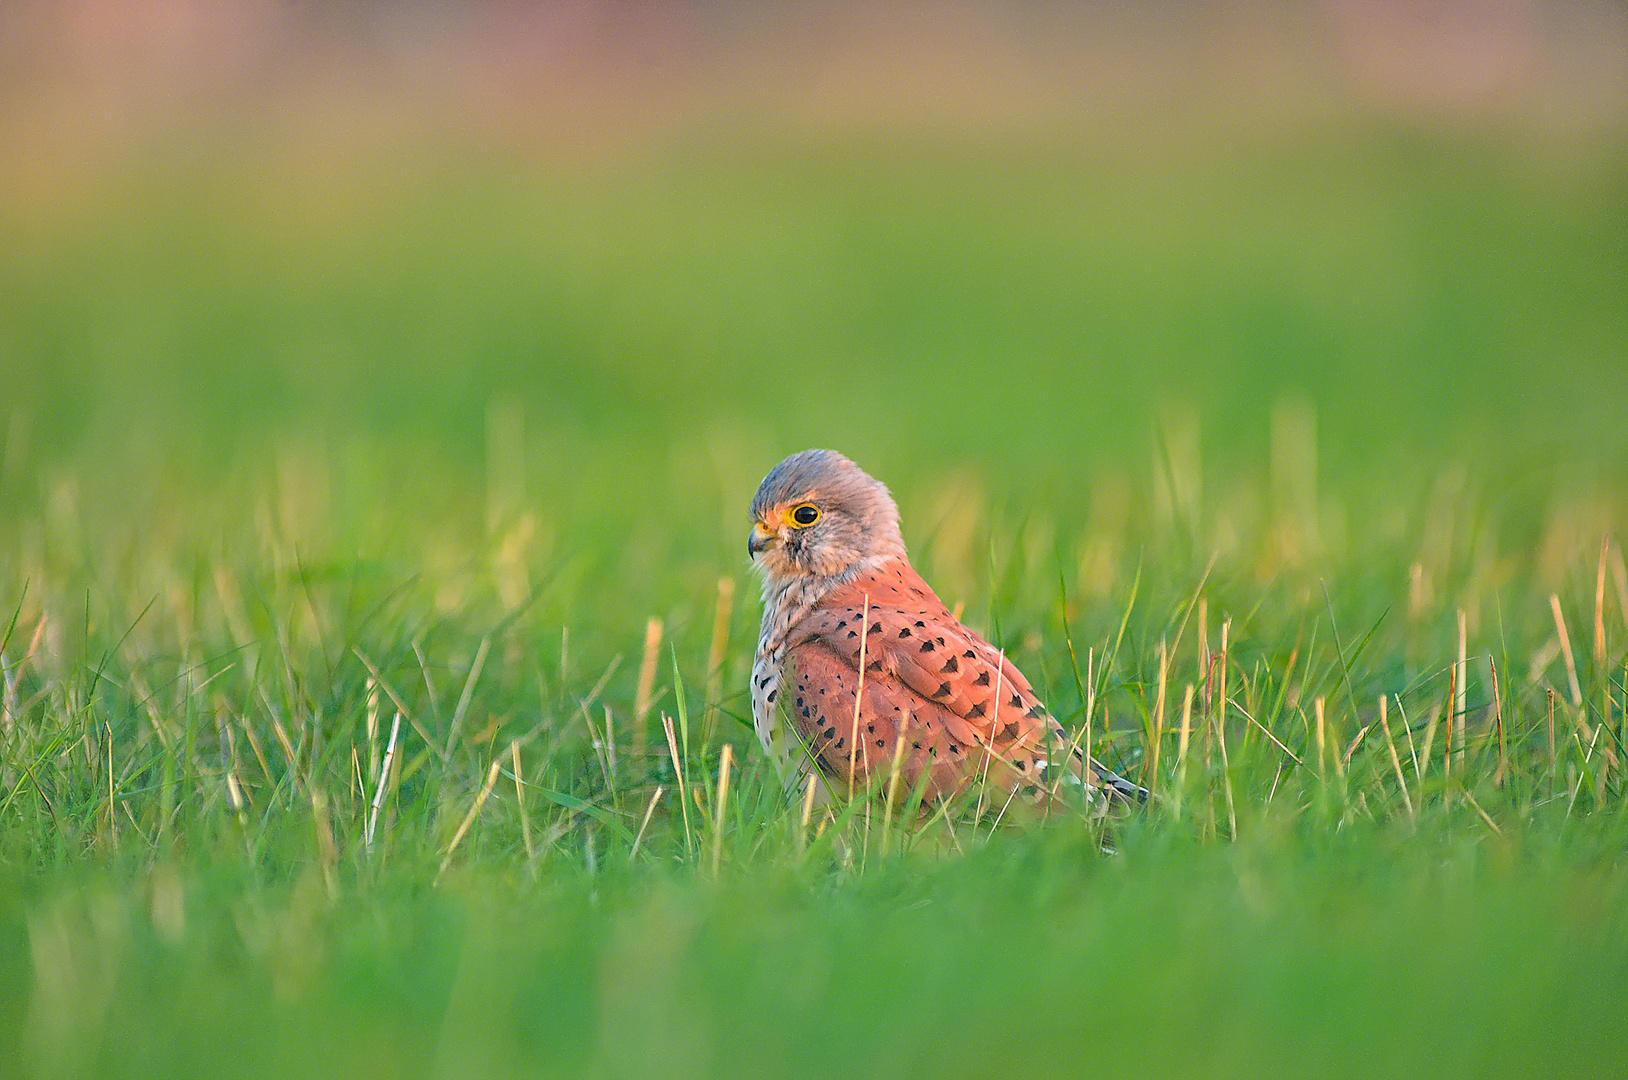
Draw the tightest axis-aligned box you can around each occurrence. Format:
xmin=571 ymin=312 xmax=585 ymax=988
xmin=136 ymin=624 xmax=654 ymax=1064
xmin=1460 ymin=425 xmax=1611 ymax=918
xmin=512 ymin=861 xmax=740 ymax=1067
xmin=1 ymin=127 xmax=1626 ymax=1079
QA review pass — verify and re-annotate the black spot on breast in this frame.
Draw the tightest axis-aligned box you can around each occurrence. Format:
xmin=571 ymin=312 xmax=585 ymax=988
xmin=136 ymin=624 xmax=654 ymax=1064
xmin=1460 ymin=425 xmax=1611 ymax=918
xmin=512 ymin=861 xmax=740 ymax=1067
xmin=767 ymin=689 xmax=777 ymax=702
xmin=876 ymin=739 xmax=885 ymax=748
xmin=1015 ymin=759 xmax=1027 ymax=771
xmin=898 ymin=627 xmax=912 ymax=637
xmin=1010 ymin=694 xmax=1023 ymax=708
xmin=920 ymin=640 xmax=935 ymax=652
xmin=933 ymin=682 xmax=951 ymax=697
xmin=835 ymin=620 xmax=846 ymax=630
xmin=1001 ymin=722 xmax=1021 ymax=741
xmin=949 ymin=744 xmax=961 ymax=754
xmin=963 ymin=649 xmax=976 ymax=659
xmin=966 ymin=702 xmax=986 ymax=719
xmin=866 ymin=660 xmax=883 ymax=673
xmin=940 ymin=655 xmax=958 ymax=674
xmin=914 ymin=619 xmax=926 ymax=627
xmin=835 ymin=737 xmax=845 ymax=749
xmin=972 ymin=671 xmax=990 ymax=686
xmin=847 ymin=630 xmax=858 ymax=638
xmin=935 ymin=637 xmax=946 ymax=646
xmin=796 ymin=697 xmax=804 ymax=709
xmin=1026 ymin=703 xmax=1045 ymax=718
xmin=866 ymin=724 xmax=876 ymax=734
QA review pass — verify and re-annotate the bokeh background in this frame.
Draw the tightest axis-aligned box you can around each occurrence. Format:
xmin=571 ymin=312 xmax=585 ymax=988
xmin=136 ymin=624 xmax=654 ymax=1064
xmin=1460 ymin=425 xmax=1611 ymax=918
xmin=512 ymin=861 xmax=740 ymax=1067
xmin=4 ymin=1 xmax=1625 ymax=555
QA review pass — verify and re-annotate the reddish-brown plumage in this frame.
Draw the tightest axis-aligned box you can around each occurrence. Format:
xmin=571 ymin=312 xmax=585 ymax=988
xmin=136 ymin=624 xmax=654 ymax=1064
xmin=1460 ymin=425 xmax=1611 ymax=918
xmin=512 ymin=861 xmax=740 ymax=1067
xmin=780 ymin=561 xmax=1062 ymax=801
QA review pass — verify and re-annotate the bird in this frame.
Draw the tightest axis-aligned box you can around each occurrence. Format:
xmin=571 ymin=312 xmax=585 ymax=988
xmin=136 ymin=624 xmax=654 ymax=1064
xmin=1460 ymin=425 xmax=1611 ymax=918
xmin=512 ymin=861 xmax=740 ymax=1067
xmin=747 ymin=448 xmax=1146 ymax=809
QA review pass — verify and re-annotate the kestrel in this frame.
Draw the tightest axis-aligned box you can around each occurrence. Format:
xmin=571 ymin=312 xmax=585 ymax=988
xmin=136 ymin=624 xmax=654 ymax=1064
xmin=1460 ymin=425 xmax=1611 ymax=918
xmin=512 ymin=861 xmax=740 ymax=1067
xmin=747 ymin=449 xmax=1145 ymax=807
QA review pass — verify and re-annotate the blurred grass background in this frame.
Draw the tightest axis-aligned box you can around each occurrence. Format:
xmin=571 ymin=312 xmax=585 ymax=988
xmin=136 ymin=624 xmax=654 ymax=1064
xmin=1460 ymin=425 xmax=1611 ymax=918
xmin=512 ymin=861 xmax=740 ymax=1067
xmin=1 ymin=2 xmax=1627 ymax=1078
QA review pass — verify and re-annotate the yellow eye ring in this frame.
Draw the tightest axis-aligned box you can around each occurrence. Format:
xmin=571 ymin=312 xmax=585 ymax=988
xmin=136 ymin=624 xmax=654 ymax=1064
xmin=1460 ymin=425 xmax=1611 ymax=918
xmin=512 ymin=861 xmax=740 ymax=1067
xmin=788 ymin=503 xmax=820 ymax=527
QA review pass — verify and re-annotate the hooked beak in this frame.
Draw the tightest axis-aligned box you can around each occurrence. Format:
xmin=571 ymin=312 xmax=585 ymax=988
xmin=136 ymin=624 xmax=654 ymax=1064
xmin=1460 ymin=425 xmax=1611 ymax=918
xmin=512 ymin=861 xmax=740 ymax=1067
xmin=747 ymin=522 xmax=776 ymax=558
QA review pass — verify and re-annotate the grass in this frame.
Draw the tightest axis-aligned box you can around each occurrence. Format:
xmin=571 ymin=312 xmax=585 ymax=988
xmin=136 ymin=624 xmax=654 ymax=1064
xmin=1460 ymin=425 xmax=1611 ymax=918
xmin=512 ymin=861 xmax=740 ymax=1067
xmin=1 ymin=124 xmax=1627 ymax=1079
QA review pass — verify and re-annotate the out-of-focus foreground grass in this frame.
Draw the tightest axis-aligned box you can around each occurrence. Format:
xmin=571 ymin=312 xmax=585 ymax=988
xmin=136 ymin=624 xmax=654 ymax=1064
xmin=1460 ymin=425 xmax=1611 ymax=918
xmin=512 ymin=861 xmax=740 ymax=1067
xmin=1 ymin=119 xmax=1626 ymax=1078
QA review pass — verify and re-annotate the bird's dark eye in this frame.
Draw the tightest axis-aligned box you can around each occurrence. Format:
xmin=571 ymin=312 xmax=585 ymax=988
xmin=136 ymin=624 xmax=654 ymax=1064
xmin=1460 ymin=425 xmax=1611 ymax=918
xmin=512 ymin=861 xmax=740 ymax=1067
xmin=789 ymin=503 xmax=820 ymax=527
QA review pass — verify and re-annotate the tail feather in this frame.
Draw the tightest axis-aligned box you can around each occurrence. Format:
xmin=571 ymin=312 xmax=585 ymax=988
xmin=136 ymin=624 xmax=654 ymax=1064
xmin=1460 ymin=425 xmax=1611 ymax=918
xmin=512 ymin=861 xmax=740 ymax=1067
xmin=1090 ymin=762 xmax=1149 ymax=803
xmin=1039 ymin=744 xmax=1150 ymax=804
xmin=1037 ymin=724 xmax=1151 ymax=804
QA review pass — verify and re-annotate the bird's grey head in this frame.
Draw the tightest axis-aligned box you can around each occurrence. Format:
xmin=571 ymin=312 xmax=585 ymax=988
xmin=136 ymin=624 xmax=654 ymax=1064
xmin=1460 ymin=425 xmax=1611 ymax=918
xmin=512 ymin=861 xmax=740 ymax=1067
xmin=747 ymin=449 xmax=905 ymax=584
